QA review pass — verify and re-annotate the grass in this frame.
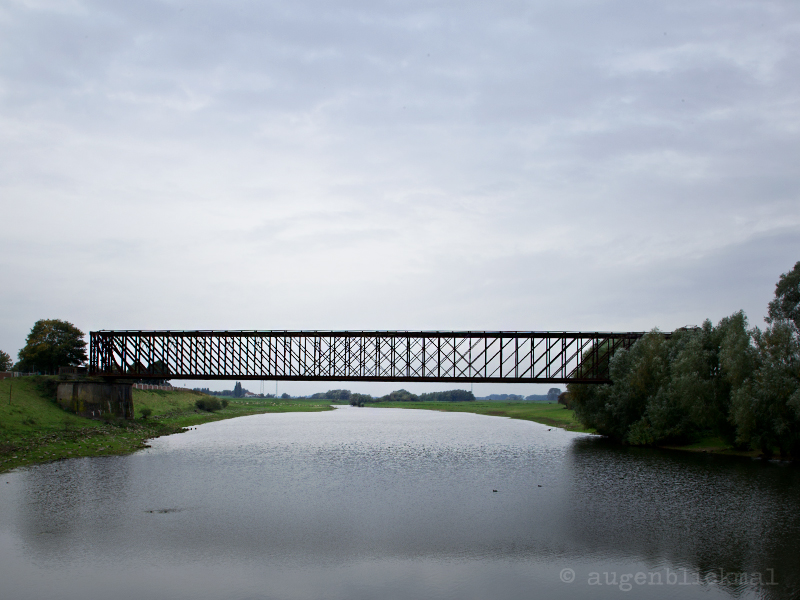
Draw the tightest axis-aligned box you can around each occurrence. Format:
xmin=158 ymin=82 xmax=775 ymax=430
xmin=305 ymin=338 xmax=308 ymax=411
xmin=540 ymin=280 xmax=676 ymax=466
xmin=360 ymin=400 xmax=593 ymax=432
xmin=0 ymin=378 xmax=332 ymax=473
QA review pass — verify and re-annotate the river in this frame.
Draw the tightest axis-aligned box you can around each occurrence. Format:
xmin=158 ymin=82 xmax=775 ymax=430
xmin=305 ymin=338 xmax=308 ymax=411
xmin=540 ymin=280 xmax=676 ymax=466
xmin=1 ymin=406 xmax=798 ymax=600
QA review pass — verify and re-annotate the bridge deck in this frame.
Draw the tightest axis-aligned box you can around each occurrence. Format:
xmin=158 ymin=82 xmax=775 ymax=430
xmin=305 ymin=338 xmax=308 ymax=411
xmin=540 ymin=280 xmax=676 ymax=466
xmin=89 ymin=330 xmax=645 ymax=383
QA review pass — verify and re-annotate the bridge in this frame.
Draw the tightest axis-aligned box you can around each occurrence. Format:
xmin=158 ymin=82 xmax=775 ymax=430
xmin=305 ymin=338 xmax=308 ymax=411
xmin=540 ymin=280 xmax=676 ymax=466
xmin=89 ymin=330 xmax=645 ymax=384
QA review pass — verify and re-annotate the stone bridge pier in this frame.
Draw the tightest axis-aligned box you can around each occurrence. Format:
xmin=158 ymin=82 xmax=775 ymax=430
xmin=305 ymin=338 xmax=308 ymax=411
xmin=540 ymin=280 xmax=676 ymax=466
xmin=56 ymin=381 xmax=134 ymax=420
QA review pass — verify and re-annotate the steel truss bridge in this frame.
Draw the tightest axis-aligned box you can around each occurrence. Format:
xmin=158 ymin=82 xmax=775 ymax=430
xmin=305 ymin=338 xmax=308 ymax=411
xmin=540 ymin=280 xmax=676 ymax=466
xmin=89 ymin=330 xmax=645 ymax=384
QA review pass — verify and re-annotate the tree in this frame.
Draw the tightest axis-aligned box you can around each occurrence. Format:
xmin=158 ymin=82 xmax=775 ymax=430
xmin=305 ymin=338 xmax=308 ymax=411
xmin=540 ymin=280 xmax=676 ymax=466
xmin=569 ymin=317 xmax=753 ymax=446
xmin=730 ymin=263 xmax=800 ymax=458
xmin=233 ymin=382 xmax=243 ymax=398
xmin=17 ymin=319 xmax=87 ymax=374
xmin=767 ymin=261 xmax=800 ymax=328
xmin=731 ymin=322 xmax=800 ymax=457
xmin=0 ymin=350 xmax=12 ymax=371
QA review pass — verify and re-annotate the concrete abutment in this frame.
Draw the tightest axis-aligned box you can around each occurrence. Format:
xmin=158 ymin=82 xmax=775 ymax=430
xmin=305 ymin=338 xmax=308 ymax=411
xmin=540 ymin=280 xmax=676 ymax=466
xmin=56 ymin=381 xmax=134 ymax=420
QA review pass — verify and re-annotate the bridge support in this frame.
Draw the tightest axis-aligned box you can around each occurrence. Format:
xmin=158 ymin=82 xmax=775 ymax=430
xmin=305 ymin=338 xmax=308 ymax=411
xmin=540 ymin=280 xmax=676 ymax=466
xmin=56 ymin=381 xmax=134 ymax=420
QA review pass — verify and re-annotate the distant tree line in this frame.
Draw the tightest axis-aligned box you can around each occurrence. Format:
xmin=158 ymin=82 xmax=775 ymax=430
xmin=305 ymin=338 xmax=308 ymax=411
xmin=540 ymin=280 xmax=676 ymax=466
xmin=567 ymin=261 xmax=800 ymax=459
xmin=303 ymin=388 xmax=477 ymax=406
xmin=479 ymin=388 xmax=562 ymax=402
xmin=194 ymin=382 xmax=256 ymax=398
xmin=371 ymin=389 xmax=476 ymax=403
xmin=310 ymin=389 xmax=352 ymax=400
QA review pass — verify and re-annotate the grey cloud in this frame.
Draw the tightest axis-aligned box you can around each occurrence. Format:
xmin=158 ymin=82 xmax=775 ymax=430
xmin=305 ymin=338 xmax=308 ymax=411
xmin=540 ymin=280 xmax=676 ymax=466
xmin=1 ymin=0 xmax=798 ymax=392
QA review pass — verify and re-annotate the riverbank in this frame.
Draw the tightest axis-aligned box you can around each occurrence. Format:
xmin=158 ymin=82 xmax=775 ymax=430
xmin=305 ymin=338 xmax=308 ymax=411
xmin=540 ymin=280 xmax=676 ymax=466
xmin=0 ymin=378 xmax=332 ymax=473
xmin=361 ymin=400 xmax=592 ymax=432
xmin=361 ymin=401 xmax=766 ymax=458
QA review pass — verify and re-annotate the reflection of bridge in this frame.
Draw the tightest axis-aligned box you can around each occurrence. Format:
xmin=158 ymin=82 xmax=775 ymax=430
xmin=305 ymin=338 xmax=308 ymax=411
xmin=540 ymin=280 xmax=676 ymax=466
xmin=89 ymin=330 xmax=645 ymax=384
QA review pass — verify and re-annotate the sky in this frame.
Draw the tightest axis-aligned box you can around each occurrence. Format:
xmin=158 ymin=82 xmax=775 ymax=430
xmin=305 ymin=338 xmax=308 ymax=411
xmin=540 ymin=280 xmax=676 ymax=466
xmin=1 ymin=0 xmax=798 ymax=396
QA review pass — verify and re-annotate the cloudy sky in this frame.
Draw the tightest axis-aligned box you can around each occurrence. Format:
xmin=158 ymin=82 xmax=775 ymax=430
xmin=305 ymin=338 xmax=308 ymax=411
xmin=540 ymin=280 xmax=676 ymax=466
xmin=1 ymin=0 xmax=798 ymax=395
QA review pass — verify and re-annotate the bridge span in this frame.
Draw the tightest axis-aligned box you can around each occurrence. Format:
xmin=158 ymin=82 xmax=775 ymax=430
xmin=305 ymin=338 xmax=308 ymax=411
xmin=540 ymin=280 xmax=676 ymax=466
xmin=89 ymin=330 xmax=645 ymax=384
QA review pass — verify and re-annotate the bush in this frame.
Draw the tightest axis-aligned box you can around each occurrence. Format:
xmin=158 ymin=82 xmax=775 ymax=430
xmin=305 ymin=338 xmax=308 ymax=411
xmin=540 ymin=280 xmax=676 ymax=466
xmin=195 ymin=398 xmax=222 ymax=412
xmin=220 ymin=399 xmax=229 ymax=408
xmin=140 ymin=407 xmax=153 ymax=419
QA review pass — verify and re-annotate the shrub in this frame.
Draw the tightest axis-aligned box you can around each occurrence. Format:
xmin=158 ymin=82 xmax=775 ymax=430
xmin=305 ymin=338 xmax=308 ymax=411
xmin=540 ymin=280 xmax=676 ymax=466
xmin=140 ymin=407 xmax=153 ymax=419
xmin=220 ymin=399 xmax=229 ymax=408
xmin=195 ymin=398 xmax=222 ymax=412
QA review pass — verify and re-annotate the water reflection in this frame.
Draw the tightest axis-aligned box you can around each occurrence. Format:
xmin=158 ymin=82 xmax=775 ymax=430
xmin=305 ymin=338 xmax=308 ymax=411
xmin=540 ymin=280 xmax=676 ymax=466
xmin=565 ymin=438 xmax=800 ymax=599
xmin=0 ymin=407 xmax=797 ymax=600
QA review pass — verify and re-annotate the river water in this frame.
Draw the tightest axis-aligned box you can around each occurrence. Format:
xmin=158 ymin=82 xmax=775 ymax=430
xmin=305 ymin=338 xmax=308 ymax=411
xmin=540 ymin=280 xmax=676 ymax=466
xmin=1 ymin=406 xmax=798 ymax=600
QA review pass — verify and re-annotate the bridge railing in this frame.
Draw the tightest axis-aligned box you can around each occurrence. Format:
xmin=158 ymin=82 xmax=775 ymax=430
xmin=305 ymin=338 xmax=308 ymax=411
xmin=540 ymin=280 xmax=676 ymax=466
xmin=89 ymin=330 xmax=646 ymax=383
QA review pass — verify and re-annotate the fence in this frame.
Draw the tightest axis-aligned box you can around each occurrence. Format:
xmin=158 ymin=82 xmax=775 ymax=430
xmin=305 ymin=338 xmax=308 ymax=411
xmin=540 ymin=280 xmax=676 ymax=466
xmin=0 ymin=371 xmax=39 ymax=380
xmin=133 ymin=383 xmax=192 ymax=392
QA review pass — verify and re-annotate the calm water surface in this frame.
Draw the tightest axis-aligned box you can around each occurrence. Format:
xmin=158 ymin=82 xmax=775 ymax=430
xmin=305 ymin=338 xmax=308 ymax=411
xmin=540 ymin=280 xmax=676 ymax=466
xmin=1 ymin=406 xmax=798 ymax=600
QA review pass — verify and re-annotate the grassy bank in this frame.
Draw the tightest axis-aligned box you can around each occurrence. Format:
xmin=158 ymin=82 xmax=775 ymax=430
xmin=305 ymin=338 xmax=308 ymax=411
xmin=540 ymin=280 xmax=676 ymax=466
xmin=362 ymin=400 xmax=592 ymax=432
xmin=361 ymin=402 xmax=760 ymax=457
xmin=0 ymin=378 xmax=332 ymax=473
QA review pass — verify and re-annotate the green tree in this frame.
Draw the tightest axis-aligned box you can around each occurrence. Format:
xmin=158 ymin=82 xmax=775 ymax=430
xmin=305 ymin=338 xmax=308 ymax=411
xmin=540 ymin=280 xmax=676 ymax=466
xmin=731 ymin=322 xmax=800 ymax=457
xmin=17 ymin=319 xmax=87 ymax=374
xmin=570 ymin=331 xmax=670 ymax=443
xmin=767 ymin=260 xmax=800 ymax=328
xmin=0 ymin=350 xmax=12 ymax=371
xmin=730 ymin=264 xmax=800 ymax=458
xmin=569 ymin=316 xmax=753 ymax=446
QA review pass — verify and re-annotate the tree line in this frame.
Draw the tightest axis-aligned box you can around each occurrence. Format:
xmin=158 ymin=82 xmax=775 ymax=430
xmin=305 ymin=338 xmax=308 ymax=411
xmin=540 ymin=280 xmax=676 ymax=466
xmin=566 ymin=261 xmax=800 ymax=459
xmin=480 ymin=388 xmax=562 ymax=402
xmin=305 ymin=388 xmax=476 ymax=404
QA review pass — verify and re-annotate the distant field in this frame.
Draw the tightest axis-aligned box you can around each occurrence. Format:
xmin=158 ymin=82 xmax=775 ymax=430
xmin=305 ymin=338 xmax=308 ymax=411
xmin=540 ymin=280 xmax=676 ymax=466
xmin=362 ymin=400 xmax=592 ymax=432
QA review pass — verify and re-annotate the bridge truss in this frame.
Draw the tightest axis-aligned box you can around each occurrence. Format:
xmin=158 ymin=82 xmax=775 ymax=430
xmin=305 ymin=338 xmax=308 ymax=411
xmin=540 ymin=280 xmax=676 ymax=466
xmin=89 ymin=330 xmax=645 ymax=383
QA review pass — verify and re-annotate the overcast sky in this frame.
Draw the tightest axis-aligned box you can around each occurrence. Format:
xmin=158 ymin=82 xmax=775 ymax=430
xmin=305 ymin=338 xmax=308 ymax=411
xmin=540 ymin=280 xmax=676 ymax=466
xmin=1 ymin=0 xmax=798 ymax=395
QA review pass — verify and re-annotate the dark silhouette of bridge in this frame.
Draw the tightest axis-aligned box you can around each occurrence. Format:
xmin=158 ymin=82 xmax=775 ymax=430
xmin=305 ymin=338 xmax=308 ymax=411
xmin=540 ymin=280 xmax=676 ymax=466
xmin=89 ymin=330 xmax=645 ymax=384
